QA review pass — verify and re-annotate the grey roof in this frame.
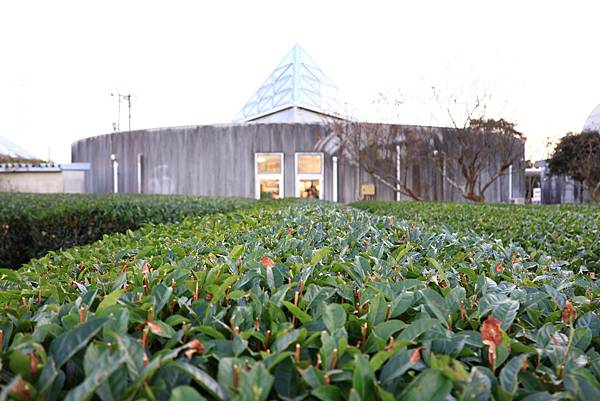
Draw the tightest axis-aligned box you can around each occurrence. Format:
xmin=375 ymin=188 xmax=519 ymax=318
xmin=583 ymin=104 xmax=600 ymax=132
xmin=0 ymin=162 xmax=90 ymax=172
xmin=0 ymin=135 xmax=38 ymax=159
xmin=233 ymin=44 xmax=355 ymax=122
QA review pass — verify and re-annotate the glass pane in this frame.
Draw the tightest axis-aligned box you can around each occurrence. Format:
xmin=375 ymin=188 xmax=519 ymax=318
xmin=259 ymin=179 xmax=280 ymax=199
xmin=298 ymin=179 xmax=320 ymax=199
xmin=256 ymin=154 xmax=282 ymax=174
xmin=298 ymin=154 xmax=322 ymax=174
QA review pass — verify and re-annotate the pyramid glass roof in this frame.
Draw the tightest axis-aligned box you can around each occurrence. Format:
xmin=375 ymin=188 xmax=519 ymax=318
xmin=233 ymin=45 xmax=354 ymax=122
xmin=0 ymin=135 xmax=37 ymax=159
xmin=583 ymin=104 xmax=600 ymax=132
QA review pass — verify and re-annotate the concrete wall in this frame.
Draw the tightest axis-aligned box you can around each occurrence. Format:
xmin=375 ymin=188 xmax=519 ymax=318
xmin=72 ymin=122 xmax=525 ymax=203
xmin=62 ymin=171 xmax=87 ymax=193
xmin=541 ymin=173 xmax=589 ymax=204
xmin=0 ymin=170 xmax=86 ymax=193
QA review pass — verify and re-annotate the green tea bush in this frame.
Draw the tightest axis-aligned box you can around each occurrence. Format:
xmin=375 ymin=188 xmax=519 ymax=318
xmin=0 ymin=202 xmax=598 ymax=400
xmin=0 ymin=193 xmax=254 ymax=268
xmin=353 ymin=201 xmax=600 ymax=272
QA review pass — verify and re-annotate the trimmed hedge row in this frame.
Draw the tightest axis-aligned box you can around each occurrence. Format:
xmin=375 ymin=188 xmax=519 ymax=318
xmin=1 ymin=202 xmax=599 ymax=400
xmin=0 ymin=193 xmax=254 ymax=268
xmin=352 ymin=201 xmax=600 ymax=272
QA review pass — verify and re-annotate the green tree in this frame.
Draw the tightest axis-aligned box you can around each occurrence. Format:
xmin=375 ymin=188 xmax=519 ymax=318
xmin=547 ymin=131 xmax=600 ymax=202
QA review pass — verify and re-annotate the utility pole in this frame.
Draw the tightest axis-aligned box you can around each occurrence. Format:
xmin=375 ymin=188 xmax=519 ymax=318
xmin=111 ymin=93 xmax=132 ymax=131
xmin=126 ymin=94 xmax=131 ymax=131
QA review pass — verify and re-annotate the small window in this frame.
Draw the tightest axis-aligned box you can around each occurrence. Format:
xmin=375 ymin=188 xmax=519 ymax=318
xmin=255 ymin=153 xmax=284 ymax=199
xmin=295 ymin=153 xmax=324 ymax=199
xmin=256 ymin=154 xmax=282 ymax=174
xmin=298 ymin=154 xmax=322 ymax=174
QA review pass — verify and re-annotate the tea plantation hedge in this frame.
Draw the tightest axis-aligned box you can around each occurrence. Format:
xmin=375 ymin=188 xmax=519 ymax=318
xmin=1 ymin=201 xmax=599 ymax=400
xmin=353 ymin=201 xmax=600 ymax=273
xmin=0 ymin=193 xmax=254 ymax=269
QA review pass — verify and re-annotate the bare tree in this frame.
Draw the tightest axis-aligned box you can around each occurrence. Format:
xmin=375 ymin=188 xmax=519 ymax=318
xmin=426 ymin=91 xmax=526 ymax=202
xmin=318 ymin=119 xmax=429 ymax=201
xmin=317 ymin=90 xmax=525 ymax=203
xmin=427 ymin=117 xmax=525 ymax=202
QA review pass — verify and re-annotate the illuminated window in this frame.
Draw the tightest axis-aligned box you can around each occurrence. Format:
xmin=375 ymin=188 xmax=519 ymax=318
xmin=298 ymin=154 xmax=322 ymax=174
xmin=255 ymin=153 xmax=284 ymax=199
xmin=295 ymin=153 xmax=323 ymax=199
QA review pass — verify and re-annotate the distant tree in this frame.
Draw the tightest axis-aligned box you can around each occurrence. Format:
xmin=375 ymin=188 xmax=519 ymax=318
xmin=320 ymin=89 xmax=525 ymax=203
xmin=429 ymin=117 xmax=526 ymax=202
xmin=322 ymin=116 xmax=524 ymax=203
xmin=322 ymin=119 xmax=428 ymax=201
xmin=547 ymin=131 xmax=600 ymax=202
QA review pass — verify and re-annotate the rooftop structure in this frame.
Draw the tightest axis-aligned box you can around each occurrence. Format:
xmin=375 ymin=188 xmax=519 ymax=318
xmin=233 ymin=45 xmax=355 ymax=123
xmin=0 ymin=135 xmax=38 ymax=160
xmin=583 ymin=104 xmax=600 ymax=132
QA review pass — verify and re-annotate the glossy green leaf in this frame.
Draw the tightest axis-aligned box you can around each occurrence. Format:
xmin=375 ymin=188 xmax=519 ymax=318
xmin=323 ymin=303 xmax=346 ymax=334
xmin=62 ymin=352 xmax=125 ymax=401
xmin=499 ymin=354 xmax=527 ymax=395
xmin=49 ymin=316 xmax=109 ymax=368
xmin=282 ymin=300 xmax=312 ymax=324
xmin=96 ymin=289 xmax=124 ymax=316
xmin=172 ymin=361 xmax=227 ymax=401
xmin=398 ymin=318 xmax=439 ymax=341
xmin=168 ymin=386 xmax=207 ymax=401
xmin=352 ymin=354 xmax=375 ymax=401
xmin=312 ymin=385 xmax=343 ymax=401
xmin=398 ymin=369 xmax=452 ymax=401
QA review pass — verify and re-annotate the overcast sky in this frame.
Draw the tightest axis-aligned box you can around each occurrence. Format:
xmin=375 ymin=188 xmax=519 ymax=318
xmin=1 ymin=0 xmax=598 ymax=163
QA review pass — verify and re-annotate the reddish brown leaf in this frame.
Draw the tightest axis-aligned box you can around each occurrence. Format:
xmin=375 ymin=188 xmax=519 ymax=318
xmin=142 ymin=261 xmax=150 ymax=274
xmin=260 ymin=255 xmax=275 ymax=268
xmin=481 ymin=314 xmax=502 ymax=346
xmin=184 ymin=338 xmax=205 ymax=359
xmin=459 ymin=301 xmax=467 ymax=321
xmin=483 ymin=340 xmax=497 ymax=372
xmin=409 ymin=347 xmax=422 ymax=364
xmin=147 ymin=321 xmax=164 ymax=336
xmin=11 ymin=376 xmax=33 ymax=401
xmin=481 ymin=314 xmax=502 ymax=372
xmin=29 ymin=352 xmax=41 ymax=379
xmin=562 ymin=300 xmax=577 ymax=324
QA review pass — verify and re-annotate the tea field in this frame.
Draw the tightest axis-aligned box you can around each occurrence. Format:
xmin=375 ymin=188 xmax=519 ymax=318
xmin=0 ymin=200 xmax=599 ymax=401
xmin=353 ymin=201 xmax=600 ymax=273
xmin=0 ymin=193 xmax=254 ymax=268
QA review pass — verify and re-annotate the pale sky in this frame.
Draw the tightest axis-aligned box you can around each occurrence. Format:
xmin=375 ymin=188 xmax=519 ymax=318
xmin=1 ymin=0 xmax=599 ymax=163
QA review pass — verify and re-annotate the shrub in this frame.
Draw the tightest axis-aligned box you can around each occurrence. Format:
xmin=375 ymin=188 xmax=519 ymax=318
xmin=0 ymin=193 xmax=254 ymax=268
xmin=352 ymin=200 xmax=600 ymax=272
xmin=0 ymin=202 xmax=598 ymax=400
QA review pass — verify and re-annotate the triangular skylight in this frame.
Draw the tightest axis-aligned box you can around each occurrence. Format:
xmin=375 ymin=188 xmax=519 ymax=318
xmin=0 ymin=135 xmax=38 ymax=159
xmin=233 ymin=44 xmax=355 ymax=122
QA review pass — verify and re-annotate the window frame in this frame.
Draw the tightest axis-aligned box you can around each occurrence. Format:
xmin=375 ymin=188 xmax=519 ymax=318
xmin=255 ymin=152 xmax=284 ymax=200
xmin=295 ymin=152 xmax=324 ymax=200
